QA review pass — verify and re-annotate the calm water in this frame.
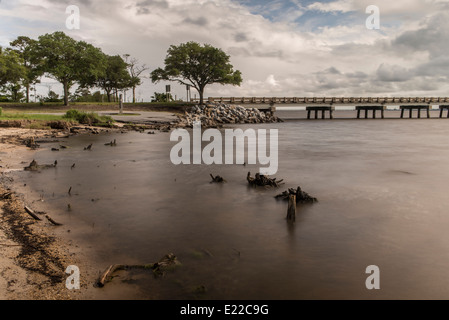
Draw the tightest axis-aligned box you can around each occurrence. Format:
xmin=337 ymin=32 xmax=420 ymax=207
xmin=10 ymin=111 xmax=449 ymax=299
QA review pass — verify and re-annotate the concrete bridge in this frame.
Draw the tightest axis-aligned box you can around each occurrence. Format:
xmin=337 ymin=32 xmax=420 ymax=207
xmin=195 ymin=97 xmax=449 ymax=119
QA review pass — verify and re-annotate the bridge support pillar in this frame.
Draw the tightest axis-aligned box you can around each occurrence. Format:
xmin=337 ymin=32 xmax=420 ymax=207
xmin=356 ymin=106 xmax=386 ymax=119
xmin=400 ymin=105 xmax=431 ymax=119
xmin=439 ymin=105 xmax=449 ymax=118
xmin=306 ymin=106 xmax=335 ymax=120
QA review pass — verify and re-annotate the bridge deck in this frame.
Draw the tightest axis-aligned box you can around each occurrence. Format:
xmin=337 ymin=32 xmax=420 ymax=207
xmin=199 ymin=97 xmax=449 ymax=105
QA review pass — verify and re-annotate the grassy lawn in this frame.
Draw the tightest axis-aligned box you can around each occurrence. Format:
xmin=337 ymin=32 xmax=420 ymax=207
xmin=0 ymin=102 xmax=193 ymax=114
xmin=0 ymin=112 xmax=65 ymax=121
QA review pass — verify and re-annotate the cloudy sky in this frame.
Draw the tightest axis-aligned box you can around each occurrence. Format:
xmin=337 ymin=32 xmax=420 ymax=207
xmin=1 ymin=0 xmax=449 ymax=101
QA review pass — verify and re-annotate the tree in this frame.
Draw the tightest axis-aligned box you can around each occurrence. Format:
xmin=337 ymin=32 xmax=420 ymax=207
xmin=123 ymin=54 xmax=149 ymax=104
xmin=151 ymin=92 xmax=173 ymax=103
xmin=151 ymin=42 xmax=242 ymax=105
xmin=95 ymin=54 xmax=132 ymax=102
xmin=0 ymin=47 xmax=26 ymax=87
xmin=0 ymin=47 xmax=26 ymax=101
xmin=9 ymin=36 xmax=43 ymax=103
xmin=36 ymin=31 xmax=106 ymax=106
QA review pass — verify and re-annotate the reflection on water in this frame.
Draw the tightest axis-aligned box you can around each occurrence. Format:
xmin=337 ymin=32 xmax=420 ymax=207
xmin=10 ymin=114 xmax=449 ymax=299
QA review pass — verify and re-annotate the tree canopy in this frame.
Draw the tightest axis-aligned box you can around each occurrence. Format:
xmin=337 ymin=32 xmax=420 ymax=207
xmin=95 ymin=54 xmax=132 ymax=102
xmin=151 ymin=41 xmax=242 ymax=105
xmin=9 ymin=36 xmax=43 ymax=103
xmin=35 ymin=31 xmax=106 ymax=106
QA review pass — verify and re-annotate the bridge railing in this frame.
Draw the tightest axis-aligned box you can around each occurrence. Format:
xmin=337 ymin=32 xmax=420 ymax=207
xmin=192 ymin=97 xmax=449 ymax=104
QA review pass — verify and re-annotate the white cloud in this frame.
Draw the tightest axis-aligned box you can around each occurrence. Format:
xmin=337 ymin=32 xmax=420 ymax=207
xmin=1 ymin=0 xmax=449 ymax=99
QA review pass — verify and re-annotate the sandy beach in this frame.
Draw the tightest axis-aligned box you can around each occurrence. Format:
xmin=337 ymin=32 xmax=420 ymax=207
xmin=0 ymin=127 xmax=102 ymax=300
xmin=0 ymin=111 xmax=180 ymax=300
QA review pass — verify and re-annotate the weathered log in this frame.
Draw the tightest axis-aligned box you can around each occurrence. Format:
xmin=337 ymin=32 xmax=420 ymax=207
xmin=275 ymin=186 xmax=318 ymax=204
xmin=210 ymin=174 xmax=226 ymax=183
xmin=45 ymin=215 xmax=62 ymax=226
xmin=247 ymin=172 xmax=284 ymax=188
xmin=104 ymin=139 xmax=117 ymax=146
xmin=24 ymin=160 xmax=57 ymax=171
xmin=24 ymin=206 xmax=41 ymax=221
xmin=95 ymin=253 xmax=180 ymax=288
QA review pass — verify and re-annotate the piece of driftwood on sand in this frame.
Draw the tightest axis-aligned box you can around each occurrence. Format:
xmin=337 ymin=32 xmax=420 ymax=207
xmin=24 ymin=160 xmax=58 ymax=171
xmin=95 ymin=253 xmax=180 ymax=288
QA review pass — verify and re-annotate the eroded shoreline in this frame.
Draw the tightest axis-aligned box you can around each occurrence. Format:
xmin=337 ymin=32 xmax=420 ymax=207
xmin=0 ymin=127 xmax=121 ymax=300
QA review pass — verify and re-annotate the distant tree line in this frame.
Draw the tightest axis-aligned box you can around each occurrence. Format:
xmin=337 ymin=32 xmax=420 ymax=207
xmin=1 ymin=32 xmax=242 ymax=106
xmin=0 ymin=32 xmax=147 ymax=105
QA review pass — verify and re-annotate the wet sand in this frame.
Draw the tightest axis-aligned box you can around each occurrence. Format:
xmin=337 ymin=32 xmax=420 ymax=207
xmin=0 ymin=111 xmax=179 ymax=300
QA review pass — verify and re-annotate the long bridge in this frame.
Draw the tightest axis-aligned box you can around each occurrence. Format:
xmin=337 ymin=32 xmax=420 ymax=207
xmin=194 ymin=97 xmax=449 ymax=119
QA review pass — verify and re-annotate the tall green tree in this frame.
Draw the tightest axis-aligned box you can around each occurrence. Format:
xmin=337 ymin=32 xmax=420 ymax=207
xmin=0 ymin=47 xmax=26 ymax=87
xmin=96 ymin=54 xmax=132 ymax=102
xmin=9 ymin=36 xmax=43 ymax=103
xmin=0 ymin=47 xmax=26 ymax=101
xmin=151 ymin=42 xmax=242 ymax=105
xmin=36 ymin=31 xmax=105 ymax=106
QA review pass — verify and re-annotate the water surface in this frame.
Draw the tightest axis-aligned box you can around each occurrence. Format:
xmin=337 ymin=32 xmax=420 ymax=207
xmin=11 ymin=113 xmax=449 ymax=299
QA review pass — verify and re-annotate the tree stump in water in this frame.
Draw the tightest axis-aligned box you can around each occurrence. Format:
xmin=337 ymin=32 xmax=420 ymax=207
xmin=275 ymin=186 xmax=317 ymax=204
xmin=247 ymin=172 xmax=284 ymax=188
xmin=210 ymin=174 xmax=226 ymax=183
xmin=287 ymin=194 xmax=296 ymax=222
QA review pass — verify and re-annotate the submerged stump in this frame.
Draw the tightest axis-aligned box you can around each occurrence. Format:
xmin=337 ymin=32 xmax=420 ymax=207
xmin=287 ymin=194 xmax=296 ymax=222
xmin=275 ymin=186 xmax=318 ymax=204
xmin=24 ymin=160 xmax=57 ymax=171
xmin=247 ymin=172 xmax=284 ymax=188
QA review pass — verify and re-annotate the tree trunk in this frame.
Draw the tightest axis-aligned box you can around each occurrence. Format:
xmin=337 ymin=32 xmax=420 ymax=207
xmin=132 ymin=86 xmax=136 ymax=104
xmin=198 ymin=86 xmax=205 ymax=105
xmin=63 ymin=81 xmax=69 ymax=106
xmin=26 ymin=84 xmax=30 ymax=103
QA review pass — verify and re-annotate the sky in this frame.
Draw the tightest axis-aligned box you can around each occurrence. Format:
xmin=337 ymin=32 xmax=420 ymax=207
xmin=1 ymin=0 xmax=449 ymax=101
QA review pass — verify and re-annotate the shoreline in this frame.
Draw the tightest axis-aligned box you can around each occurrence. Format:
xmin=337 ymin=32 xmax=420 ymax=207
xmin=0 ymin=113 xmax=178 ymax=300
xmin=0 ymin=127 xmax=115 ymax=300
xmin=0 ymin=105 xmax=281 ymax=300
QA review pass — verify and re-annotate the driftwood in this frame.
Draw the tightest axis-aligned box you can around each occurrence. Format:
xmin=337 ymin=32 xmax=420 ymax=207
xmin=24 ymin=206 xmax=41 ymax=221
xmin=247 ymin=172 xmax=284 ymax=188
xmin=95 ymin=253 xmax=180 ymax=288
xmin=104 ymin=139 xmax=117 ymax=146
xmin=210 ymin=174 xmax=226 ymax=183
xmin=26 ymin=137 xmax=39 ymax=149
xmin=0 ymin=192 xmax=13 ymax=199
xmin=84 ymin=143 xmax=93 ymax=151
xmin=45 ymin=215 xmax=62 ymax=226
xmin=275 ymin=186 xmax=318 ymax=204
xmin=24 ymin=160 xmax=57 ymax=171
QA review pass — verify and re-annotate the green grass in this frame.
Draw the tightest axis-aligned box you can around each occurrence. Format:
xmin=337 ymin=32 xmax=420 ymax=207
xmin=0 ymin=112 xmax=64 ymax=121
xmin=63 ymin=109 xmax=114 ymax=126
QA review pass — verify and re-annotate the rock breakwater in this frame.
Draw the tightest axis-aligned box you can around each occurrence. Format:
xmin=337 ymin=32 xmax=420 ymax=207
xmin=176 ymin=103 xmax=282 ymax=128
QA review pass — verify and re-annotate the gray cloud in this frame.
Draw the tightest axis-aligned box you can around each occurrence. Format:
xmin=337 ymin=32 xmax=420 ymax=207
xmin=376 ymin=64 xmax=413 ymax=82
xmin=234 ymin=32 xmax=248 ymax=43
xmin=135 ymin=0 xmax=169 ymax=15
xmin=182 ymin=16 xmax=208 ymax=27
